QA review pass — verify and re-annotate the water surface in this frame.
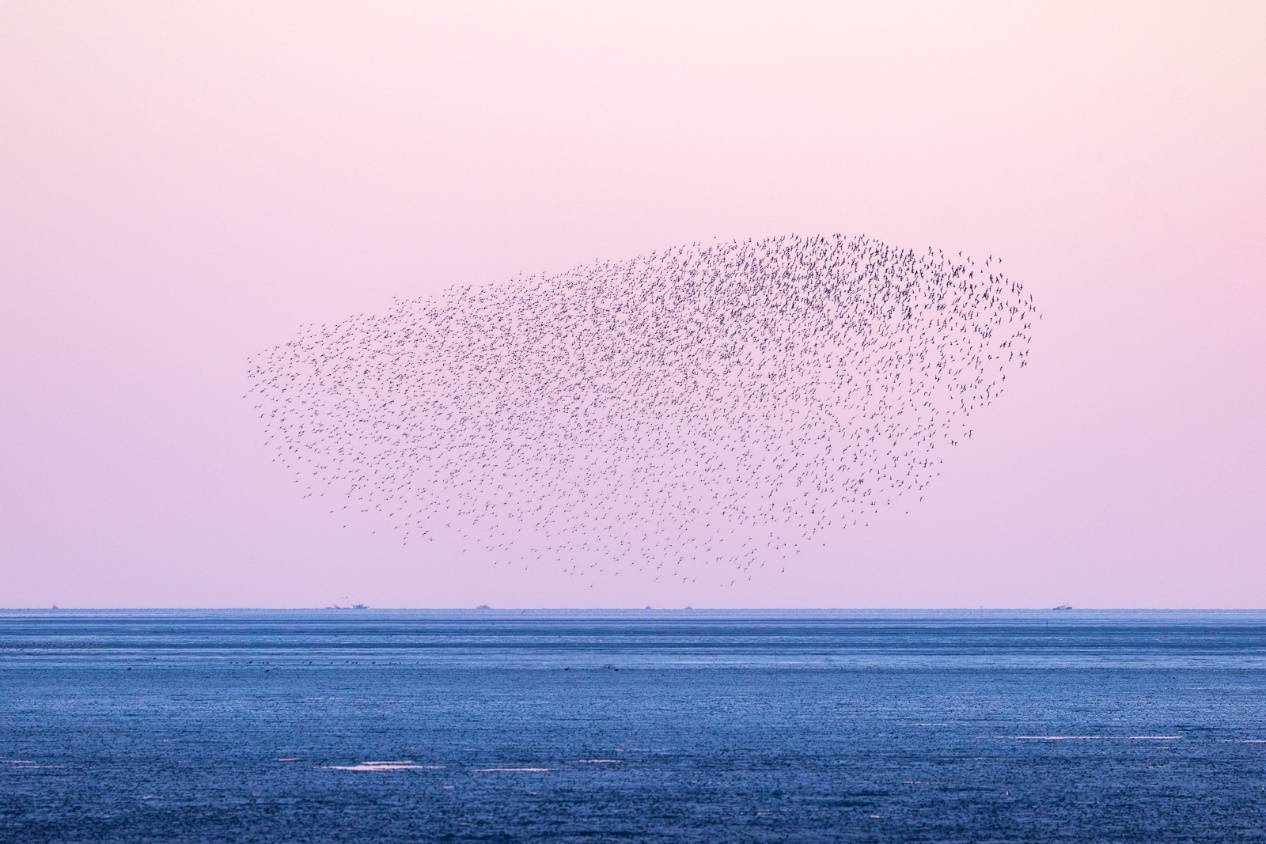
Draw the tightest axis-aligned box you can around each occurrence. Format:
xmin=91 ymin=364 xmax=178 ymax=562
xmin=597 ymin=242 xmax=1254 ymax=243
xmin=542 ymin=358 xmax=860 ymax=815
xmin=2 ymin=610 xmax=1264 ymax=841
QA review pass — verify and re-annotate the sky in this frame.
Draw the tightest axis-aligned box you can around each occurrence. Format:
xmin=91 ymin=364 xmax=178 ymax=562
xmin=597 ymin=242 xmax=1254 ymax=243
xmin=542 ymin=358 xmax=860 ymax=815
xmin=2 ymin=1 xmax=1263 ymax=608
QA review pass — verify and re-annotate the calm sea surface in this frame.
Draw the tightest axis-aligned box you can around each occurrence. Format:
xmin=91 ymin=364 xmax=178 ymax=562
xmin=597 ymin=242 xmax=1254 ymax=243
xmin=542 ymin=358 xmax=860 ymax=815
xmin=2 ymin=610 xmax=1265 ymax=841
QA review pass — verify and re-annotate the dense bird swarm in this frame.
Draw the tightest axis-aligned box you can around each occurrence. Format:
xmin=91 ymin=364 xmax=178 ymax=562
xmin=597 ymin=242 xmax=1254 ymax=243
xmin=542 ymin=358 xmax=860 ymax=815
xmin=247 ymin=234 xmax=1038 ymax=585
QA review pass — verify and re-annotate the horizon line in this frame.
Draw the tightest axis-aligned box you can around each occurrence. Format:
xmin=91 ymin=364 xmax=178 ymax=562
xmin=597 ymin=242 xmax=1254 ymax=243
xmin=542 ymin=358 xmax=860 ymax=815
xmin=4 ymin=606 xmax=1266 ymax=612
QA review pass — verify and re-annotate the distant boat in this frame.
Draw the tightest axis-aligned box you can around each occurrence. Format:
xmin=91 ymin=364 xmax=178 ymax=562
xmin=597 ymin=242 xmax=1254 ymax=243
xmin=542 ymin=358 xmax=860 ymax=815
xmin=1053 ymin=604 xmax=1073 ymax=611
xmin=476 ymin=604 xmax=492 ymax=610
xmin=351 ymin=604 xmax=368 ymax=610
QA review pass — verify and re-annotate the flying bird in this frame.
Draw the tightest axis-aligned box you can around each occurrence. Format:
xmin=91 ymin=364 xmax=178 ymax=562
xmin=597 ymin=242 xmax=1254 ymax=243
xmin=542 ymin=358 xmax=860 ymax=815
xmin=246 ymin=234 xmax=1038 ymax=586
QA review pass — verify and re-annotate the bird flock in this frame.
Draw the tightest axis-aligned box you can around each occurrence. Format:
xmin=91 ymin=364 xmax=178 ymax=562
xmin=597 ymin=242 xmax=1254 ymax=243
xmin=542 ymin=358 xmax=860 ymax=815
xmin=247 ymin=234 xmax=1038 ymax=586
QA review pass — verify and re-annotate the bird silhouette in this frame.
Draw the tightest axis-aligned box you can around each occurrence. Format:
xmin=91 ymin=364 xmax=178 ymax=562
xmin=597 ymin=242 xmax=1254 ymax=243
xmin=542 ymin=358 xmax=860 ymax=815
xmin=246 ymin=234 xmax=1038 ymax=586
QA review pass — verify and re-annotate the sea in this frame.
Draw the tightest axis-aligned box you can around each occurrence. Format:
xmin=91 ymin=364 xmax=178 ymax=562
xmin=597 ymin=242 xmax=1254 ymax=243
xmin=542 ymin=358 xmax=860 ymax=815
xmin=1 ymin=609 xmax=1265 ymax=842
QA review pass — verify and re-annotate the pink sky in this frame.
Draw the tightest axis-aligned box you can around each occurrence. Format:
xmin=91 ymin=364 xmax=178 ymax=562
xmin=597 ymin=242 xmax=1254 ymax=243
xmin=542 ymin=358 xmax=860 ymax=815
xmin=2 ymin=1 xmax=1263 ymax=607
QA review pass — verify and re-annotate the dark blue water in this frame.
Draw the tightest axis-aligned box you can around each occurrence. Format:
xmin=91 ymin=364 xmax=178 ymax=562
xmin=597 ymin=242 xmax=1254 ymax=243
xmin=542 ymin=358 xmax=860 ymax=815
xmin=2 ymin=610 xmax=1265 ymax=841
